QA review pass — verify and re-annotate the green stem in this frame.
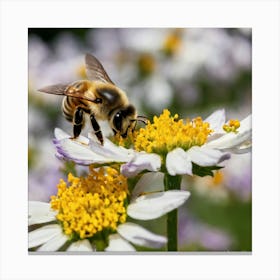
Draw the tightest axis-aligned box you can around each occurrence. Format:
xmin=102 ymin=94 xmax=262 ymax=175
xmin=164 ymin=173 xmax=182 ymax=251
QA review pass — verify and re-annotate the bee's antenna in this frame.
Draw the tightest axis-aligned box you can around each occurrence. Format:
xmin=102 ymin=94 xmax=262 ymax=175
xmin=136 ymin=115 xmax=149 ymax=125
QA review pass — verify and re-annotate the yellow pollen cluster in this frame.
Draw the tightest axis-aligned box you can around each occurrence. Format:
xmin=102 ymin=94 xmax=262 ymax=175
xmin=134 ymin=109 xmax=213 ymax=154
xmin=223 ymin=119 xmax=240 ymax=133
xmin=113 ymin=128 xmax=136 ymax=149
xmin=50 ymin=166 xmax=128 ymax=239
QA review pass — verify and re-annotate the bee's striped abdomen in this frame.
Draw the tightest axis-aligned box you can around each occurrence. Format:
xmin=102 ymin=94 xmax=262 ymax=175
xmin=62 ymin=96 xmax=88 ymax=122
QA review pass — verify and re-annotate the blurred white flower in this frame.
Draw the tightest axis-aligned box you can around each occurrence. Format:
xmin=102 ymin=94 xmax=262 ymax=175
xmin=166 ymin=28 xmax=251 ymax=83
xmin=179 ymin=213 xmax=233 ymax=251
xmin=223 ymin=153 xmax=252 ymax=200
xmin=120 ymin=28 xmax=167 ymax=52
xmin=28 ymin=36 xmax=50 ymax=69
xmin=29 ymin=34 xmax=84 ymax=95
xmin=142 ymin=75 xmax=173 ymax=111
xmin=29 ymin=137 xmax=64 ymax=202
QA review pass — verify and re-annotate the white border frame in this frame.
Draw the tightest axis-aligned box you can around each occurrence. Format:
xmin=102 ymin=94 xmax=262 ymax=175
xmin=1 ymin=1 xmax=279 ymax=279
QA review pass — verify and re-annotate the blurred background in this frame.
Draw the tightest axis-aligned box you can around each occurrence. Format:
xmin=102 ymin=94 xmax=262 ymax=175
xmin=28 ymin=28 xmax=252 ymax=251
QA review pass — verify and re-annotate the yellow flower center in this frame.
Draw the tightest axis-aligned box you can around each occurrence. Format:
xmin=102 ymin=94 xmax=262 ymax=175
xmin=134 ymin=109 xmax=213 ymax=155
xmin=212 ymin=171 xmax=224 ymax=186
xmin=76 ymin=65 xmax=87 ymax=79
xmin=137 ymin=53 xmax=156 ymax=76
xmin=50 ymin=166 xmax=128 ymax=239
xmin=223 ymin=119 xmax=240 ymax=133
xmin=162 ymin=29 xmax=183 ymax=56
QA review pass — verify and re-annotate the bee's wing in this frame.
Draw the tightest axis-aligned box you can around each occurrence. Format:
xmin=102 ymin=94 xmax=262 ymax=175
xmin=85 ymin=53 xmax=115 ymax=85
xmin=37 ymin=84 xmax=69 ymax=95
xmin=38 ymin=84 xmax=96 ymax=102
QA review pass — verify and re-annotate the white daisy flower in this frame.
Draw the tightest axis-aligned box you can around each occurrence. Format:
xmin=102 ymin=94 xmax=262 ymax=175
xmin=28 ymin=170 xmax=190 ymax=252
xmin=53 ymin=109 xmax=251 ymax=178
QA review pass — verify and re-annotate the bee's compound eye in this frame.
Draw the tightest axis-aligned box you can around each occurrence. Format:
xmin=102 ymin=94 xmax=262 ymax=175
xmin=113 ymin=111 xmax=123 ymax=132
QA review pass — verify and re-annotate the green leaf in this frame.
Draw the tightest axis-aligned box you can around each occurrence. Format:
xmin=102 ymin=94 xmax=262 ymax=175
xmin=192 ymin=163 xmax=223 ymax=177
xmin=60 ymin=161 xmax=77 ymax=177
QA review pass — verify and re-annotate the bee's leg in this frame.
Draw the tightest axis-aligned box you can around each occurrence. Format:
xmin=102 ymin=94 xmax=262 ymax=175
xmin=90 ymin=114 xmax=104 ymax=145
xmin=72 ymin=107 xmax=84 ymax=138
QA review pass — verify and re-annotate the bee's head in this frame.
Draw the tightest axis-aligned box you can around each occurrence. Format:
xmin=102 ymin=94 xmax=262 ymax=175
xmin=110 ymin=105 xmax=137 ymax=137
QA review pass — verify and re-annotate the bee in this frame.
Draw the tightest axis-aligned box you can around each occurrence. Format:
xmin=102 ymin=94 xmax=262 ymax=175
xmin=38 ymin=54 xmax=147 ymax=145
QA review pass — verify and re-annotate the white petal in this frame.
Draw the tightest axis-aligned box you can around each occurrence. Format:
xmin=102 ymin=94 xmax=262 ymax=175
xmin=54 ymin=136 xmax=133 ymax=165
xmin=28 ymin=201 xmax=57 ymax=226
xmin=121 ymin=152 xmax=161 ymax=177
xmin=204 ymin=109 xmax=226 ymax=133
xmin=105 ymin=234 xmax=135 ymax=251
xmin=206 ymin=115 xmax=252 ymax=152
xmin=187 ymin=146 xmax=230 ymax=166
xmin=89 ymin=137 xmax=134 ymax=162
xmin=239 ymin=114 xmax=252 ymax=133
xmin=166 ymin=148 xmax=193 ymax=176
xmin=131 ymin=172 xmax=164 ymax=201
xmin=54 ymin=138 xmax=106 ymax=165
xmin=37 ymin=231 xmax=68 ymax=251
xmin=28 ymin=224 xmax=62 ymax=248
xmin=67 ymin=239 xmax=94 ymax=252
xmin=54 ymin=128 xmax=89 ymax=144
xmin=117 ymin=222 xmax=167 ymax=248
xmin=54 ymin=128 xmax=70 ymax=140
xmin=127 ymin=190 xmax=190 ymax=220
xmin=225 ymin=141 xmax=252 ymax=154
